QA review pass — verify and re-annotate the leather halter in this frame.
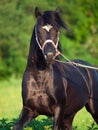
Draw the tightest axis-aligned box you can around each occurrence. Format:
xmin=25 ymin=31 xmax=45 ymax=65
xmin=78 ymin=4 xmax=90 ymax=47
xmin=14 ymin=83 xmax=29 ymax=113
xmin=35 ymin=24 xmax=59 ymax=53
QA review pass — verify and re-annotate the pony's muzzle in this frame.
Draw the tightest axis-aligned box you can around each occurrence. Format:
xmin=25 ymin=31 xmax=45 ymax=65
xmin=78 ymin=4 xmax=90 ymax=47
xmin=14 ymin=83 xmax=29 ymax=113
xmin=45 ymin=52 xmax=54 ymax=61
xmin=43 ymin=42 xmax=56 ymax=61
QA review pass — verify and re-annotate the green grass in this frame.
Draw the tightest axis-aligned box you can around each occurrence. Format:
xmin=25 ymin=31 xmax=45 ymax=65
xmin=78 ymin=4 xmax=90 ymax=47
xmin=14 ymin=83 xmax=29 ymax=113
xmin=0 ymin=77 xmax=22 ymax=119
xmin=0 ymin=78 xmax=97 ymax=130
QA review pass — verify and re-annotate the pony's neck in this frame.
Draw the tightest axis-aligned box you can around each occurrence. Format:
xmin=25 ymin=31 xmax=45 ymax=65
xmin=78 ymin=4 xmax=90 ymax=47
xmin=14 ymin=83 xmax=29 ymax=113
xmin=27 ymin=29 xmax=47 ymax=70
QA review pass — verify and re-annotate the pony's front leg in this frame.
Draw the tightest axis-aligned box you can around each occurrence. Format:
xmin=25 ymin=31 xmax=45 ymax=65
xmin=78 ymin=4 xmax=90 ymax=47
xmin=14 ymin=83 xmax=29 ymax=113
xmin=13 ymin=106 xmax=38 ymax=130
xmin=53 ymin=106 xmax=64 ymax=130
xmin=61 ymin=113 xmax=75 ymax=130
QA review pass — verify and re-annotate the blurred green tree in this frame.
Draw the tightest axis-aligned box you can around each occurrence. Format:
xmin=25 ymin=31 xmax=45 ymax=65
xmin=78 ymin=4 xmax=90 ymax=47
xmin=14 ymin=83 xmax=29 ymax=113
xmin=0 ymin=0 xmax=98 ymax=79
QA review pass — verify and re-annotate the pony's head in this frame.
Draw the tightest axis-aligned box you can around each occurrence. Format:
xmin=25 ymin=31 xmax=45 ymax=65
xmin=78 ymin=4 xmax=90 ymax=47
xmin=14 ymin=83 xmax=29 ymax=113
xmin=34 ymin=7 xmax=69 ymax=62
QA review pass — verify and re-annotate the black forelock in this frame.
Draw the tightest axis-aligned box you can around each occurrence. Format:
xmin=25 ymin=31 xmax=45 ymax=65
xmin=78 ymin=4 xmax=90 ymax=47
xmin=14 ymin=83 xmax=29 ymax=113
xmin=39 ymin=11 xmax=68 ymax=30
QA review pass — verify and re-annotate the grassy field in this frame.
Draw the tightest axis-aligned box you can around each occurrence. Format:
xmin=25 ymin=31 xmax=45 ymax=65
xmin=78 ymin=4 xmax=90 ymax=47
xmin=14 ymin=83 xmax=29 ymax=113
xmin=0 ymin=78 xmax=98 ymax=130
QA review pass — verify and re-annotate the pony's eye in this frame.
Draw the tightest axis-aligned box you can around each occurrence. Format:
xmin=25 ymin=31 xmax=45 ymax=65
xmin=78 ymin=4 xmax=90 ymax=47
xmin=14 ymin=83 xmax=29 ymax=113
xmin=37 ymin=28 xmax=47 ymax=43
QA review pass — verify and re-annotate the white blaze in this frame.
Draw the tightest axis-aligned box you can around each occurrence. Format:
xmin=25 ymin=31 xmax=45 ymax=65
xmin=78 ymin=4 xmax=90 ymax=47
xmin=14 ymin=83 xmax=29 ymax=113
xmin=42 ymin=24 xmax=53 ymax=32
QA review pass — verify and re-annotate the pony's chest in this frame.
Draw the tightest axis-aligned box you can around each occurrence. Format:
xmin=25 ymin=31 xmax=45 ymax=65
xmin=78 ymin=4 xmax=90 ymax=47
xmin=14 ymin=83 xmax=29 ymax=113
xmin=26 ymin=88 xmax=54 ymax=114
xmin=23 ymin=71 xmax=55 ymax=113
xmin=31 ymin=90 xmax=49 ymax=105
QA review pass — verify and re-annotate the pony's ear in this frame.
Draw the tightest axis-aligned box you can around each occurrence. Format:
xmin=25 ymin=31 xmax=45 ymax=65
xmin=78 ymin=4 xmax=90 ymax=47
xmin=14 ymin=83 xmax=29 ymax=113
xmin=35 ymin=7 xmax=41 ymax=19
xmin=55 ymin=7 xmax=60 ymax=13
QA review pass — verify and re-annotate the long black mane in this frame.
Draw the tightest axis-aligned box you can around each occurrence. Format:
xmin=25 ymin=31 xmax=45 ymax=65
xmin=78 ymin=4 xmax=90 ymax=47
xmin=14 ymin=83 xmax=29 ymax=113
xmin=40 ymin=11 xmax=68 ymax=30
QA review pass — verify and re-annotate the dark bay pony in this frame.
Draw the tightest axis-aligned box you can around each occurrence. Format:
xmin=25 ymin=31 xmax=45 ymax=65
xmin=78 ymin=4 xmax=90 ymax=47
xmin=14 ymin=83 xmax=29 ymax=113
xmin=13 ymin=7 xmax=98 ymax=130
